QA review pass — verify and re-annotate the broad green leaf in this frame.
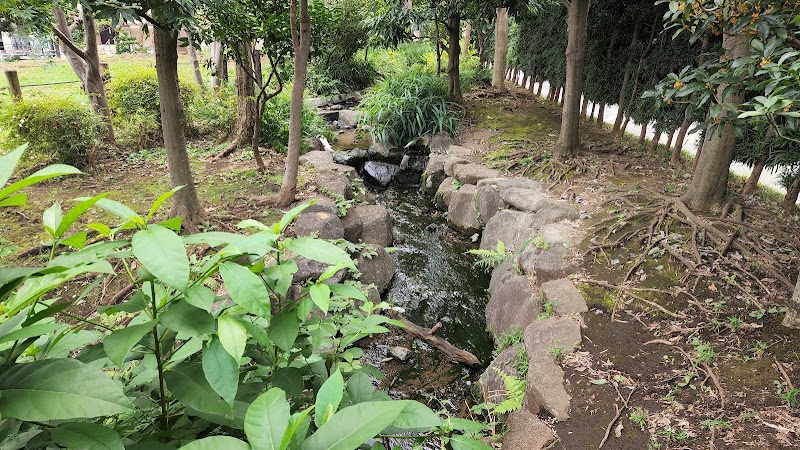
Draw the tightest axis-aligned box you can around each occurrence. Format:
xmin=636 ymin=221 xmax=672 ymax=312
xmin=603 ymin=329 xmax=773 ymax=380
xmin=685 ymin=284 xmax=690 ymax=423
xmin=83 ymin=197 xmax=143 ymax=227
xmin=245 ymin=388 xmax=290 ymax=450
xmin=132 ymin=225 xmax=190 ymax=291
xmin=169 ymin=337 xmax=203 ymax=364
xmin=147 ymin=186 xmax=183 ymax=221
xmin=218 ymin=315 xmax=248 ymax=362
xmin=328 ymin=284 xmax=367 ymax=302
xmin=87 ymin=222 xmax=112 ymax=237
xmin=51 ymin=422 xmax=124 ymax=450
xmin=0 ymin=163 xmax=81 ymax=201
xmin=237 ymin=219 xmax=273 ymax=231
xmin=164 ymin=363 xmax=231 ymax=416
xmin=158 ymin=216 xmax=183 ymax=231
xmin=202 ymin=337 xmax=239 ymax=405
xmin=383 ymin=401 xmax=441 ymax=434
xmin=315 ymin=370 xmax=344 ymax=427
xmin=0 ymin=144 xmax=26 ymax=188
xmin=300 ymin=401 xmax=407 ymax=450
xmin=182 ymin=232 xmax=242 ymax=247
xmin=346 ymin=371 xmax=374 ymax=404
xmin=280 ymin=407 xmax=313 ymax=450
xmin=445 ymin=418 xmax=489 ymax=431
xmin=0 ymin=193 xmax=26 ymax=207
xmin=268 ymin=309 xmax=301 ymax=352
xmin=286 ymin=238 xmax=355 ymax=269
xmin=449 ymin=434 xmax=493 ymax=450
xmin=61 ymin=231 xmax=88 ymax=249
xmin=55 ymin=193 xmax=109 ymax=238
xmin=161 ymin=301 xmax=215 ymax=339
xmin=272 ymin=367 xmax=304 ymax=399
xmin=309 ymin=284 xmax=331 ymax=314
xmin=0 ymin=322 xmax=65 ymax=346
xmin=278 ymin=202 xmax=312 ymax=231
xmin=103 ymin=320 xmax=157 ymax=367
xmin=43 ymin=202 xmax=63 ymax=236
xmin=0 ymin=359 xmax=132 ymax=420
xmin=184 ymin=284 xmax=215 ymax=310
xmin=220 ymin=262 xmax=271 ymax=318
xmin=179 ymin=437 xmax=250 ymax=450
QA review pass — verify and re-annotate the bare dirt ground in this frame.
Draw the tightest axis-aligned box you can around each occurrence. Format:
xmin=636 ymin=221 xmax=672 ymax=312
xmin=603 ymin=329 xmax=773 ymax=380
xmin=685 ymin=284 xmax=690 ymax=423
xmin=458 ymin=85 xmax=800 ymax=450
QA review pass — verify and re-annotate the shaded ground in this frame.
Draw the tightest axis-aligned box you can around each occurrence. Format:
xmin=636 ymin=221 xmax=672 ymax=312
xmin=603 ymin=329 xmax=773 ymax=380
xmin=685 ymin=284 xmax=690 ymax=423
xmin=459 ymin=86 xmax=800 ymax=449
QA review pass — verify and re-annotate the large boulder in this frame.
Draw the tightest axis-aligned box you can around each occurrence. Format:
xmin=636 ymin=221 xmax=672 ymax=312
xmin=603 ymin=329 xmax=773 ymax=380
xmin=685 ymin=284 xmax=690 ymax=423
xmin=434 ymin=177 xmax=458 ymax=211
xmin=531 ymin=203 xmax=579 ymax=228
xmin=332 ymin=148 xmax=368 ymax=168
xmin=422 ymin=154 xmax=447 ymax=193
xmin=444 ymin=156 xmax=469 ymax=177
xmin=532 ymin=249 xmax=577 ymax=283
xmin=424 ymin=132 xmax=453 ymax=153
xmin=356 ymin=245 xmax=396 ymax=293
xmin=480 ymin=210 xmax=536 ymax=252
xmin=303 ymin=196 xmax=338 ymax=216
xmin=299 ymin=150 xmax=333 ymax=169
xmin=501 ymin=410 xmax=556 ymax=450
xmin=341 ymin=208 xmax=364 ymax=243
xmin=540 ymin=278 xmax=588 ymax=317
xmin=476 ymin=185 xmax=506 ymax=224
xmin=291 ymin=210 xmax=344 ymax=240
xmin=338 ymin=109 xmax=360 ymax=128
xmin=363 ymin=161 xmax=399 ymax=187
xmin=538 ymin=221 xmax=580 ymax=248
xmin=445 ymin=144 xmax=474 ymax=158
xmin=315 ymin=169 xmax=352 ymax=199
xmin=477 ymin=346 xmax=523 ymax=405
xmin=523 ymin=317 xmax=582 ymax=421
xmin=477 ymin=177 xmax=542 ymax=191
xmin=485 ymin=275 xmax=541 ymax=339
xmin=453 ymin=163 xmax=500 ymax=186
xmin=489 ymin=261 xmax=517 ymax=299
xmin=447 ymin=184 xmax=481 ymax=234
xmin=498 ymin=187 xmax=554 ymax=213
xmin=351 ymin=204 xmax=392 ymax=247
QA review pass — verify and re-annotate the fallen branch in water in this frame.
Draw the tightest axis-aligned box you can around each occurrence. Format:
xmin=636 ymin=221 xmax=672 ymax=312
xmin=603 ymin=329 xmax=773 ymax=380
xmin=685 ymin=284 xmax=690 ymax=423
xmin=389 ymin=313 xmax=481 ymax=367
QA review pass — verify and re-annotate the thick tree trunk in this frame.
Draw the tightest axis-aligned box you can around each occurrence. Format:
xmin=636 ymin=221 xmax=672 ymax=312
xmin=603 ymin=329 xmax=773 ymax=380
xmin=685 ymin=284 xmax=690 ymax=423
xmin=222 ymin=43 xmax=257 ymax=155
xmin=492 ymin=7 xmax=508 ymax=90
xmin=446 ymin=15 xmax=462 ymax=103
xmin=210 ymin=42 xmax=222 ymax=89
xmin=670 ymin=119 xmax=690 ymax=166
xmin=552 ymin=1 xmax=590 ymax=158
xmin=683 ymin=32 xmax=749 ymax=211
xmin=154 ymin=26 xmax=202 ymax=229
xmin=184 ymin=31 xmax=205 ymax=91
xmin=613 ymin=21 xmax=642 ymax=133
xmin=462 ymin=22 xmax=471 ymax=58
xmin=277 ymin=0 xmax=312 ymax=206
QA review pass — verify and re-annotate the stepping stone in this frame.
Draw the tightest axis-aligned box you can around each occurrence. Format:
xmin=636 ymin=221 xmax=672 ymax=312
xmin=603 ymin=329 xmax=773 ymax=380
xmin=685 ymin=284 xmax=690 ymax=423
xmin=486 ymin=275 xmax=541 ymax=339
xmin=502 ymin=410 xmax=556 ymax=450
xmin=540 ymin=278 xmax=588 ymax=316
xmin=447 ymin=184 xmax=481 ymax=234
xmin=523 ymin=317 xmax=582 ymax=421
xmin=453 ymin=163 xmax=500 ymax=185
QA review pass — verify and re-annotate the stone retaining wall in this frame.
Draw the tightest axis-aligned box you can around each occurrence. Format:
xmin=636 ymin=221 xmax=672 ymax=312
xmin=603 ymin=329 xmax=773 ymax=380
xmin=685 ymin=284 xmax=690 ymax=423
xmin=422 ymin=138 xmax=589 ymax=449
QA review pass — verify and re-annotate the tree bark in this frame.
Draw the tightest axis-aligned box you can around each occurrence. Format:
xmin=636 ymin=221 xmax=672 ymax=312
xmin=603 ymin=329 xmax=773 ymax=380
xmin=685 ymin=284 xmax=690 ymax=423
xmin=649 ymin=131 xmax=662 ymax=152
xmin=783 ymin=174 xmax=800 ymax=216
xmin=492 ymin=7 xmax=508 ymax=90
xmin=221 ymin=43 xmax=257 ymax=155
xmin=670 ymin=119 xmax=690 ymax=166
xmin=210 ymin=42 xmax=222 ymax=89
xmin=638 ymin=123 xmax=648 ymax=146
xmin=462 ymin=22 xmax=471 ymax=58
xmin=154 ymin=26 xmax=202 ymax=229
xmin=552 ymin=1 xmax=590 ymax=159
xmin=664 ymin=129 xmax=676 ymax=155
xmin=277 ymin=0 xmax=311 ymax=206
xmin=597 ymin=103 xmax=605 ymax=124
xmin=683 ymin=31 xmax=749 ymax=212
xmin=251 ymin=48 xmax=266 ymax=171
xmin=782 ymin=275 xmax=800 ymax=328
xmin=613 ymin=20 xmax=642 ymax=133
xmin=184 ymin=31 xmax=205 ymax=91
xmin=446 ymin=14 xmax=462 ymax=103
xmin=536 ymin=79 xmax=543 ymax=96
xmin=581 ymin=96 xmax=589 ymax=118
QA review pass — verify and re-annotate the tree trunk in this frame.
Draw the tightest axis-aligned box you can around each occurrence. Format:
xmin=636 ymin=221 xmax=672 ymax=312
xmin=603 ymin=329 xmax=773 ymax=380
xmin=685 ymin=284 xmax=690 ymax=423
xmin=222 ymin=43 xmax=257 ymax=155
xmin=783 ymin=174 xmax=800 ymax=215
xmin=670 ymin=119 xmax=690 ymax=166
xmin=664 ymin=129 xmax=676 ymax=155
xmin=184 ymin=31 xmax=205 ymax=91
xmin=154 ymin=26 xmax=202 ymax=229
xmin=221 ymin=58 xmax=228 ymax=82
xmin=446 ymin=15 xmax=462 ymax=103
xmin=638 ymin=123 xmax=648 ymax=146
xmin=251 ymin=48 xmax=266 ymax=171
xmin=210 ymin=42 xmax=222 ymax=89
xmin=277 ymin=0 xmax=312 ymax=206
xmin=622 ymin=115 xmax=631 ymax=132
xmin=649 ymin=131 xmax=662 ymax=152
xmin=683 ymin=32 xmax=749 ymax=212
xmin=613 ymin=20 xmax=642 ymax=133
xmin=462 ymin=22 xmax=471 ymax=58
xmin=552 ymin=1 xmax=590 ymax=159
xmin=597 ymin=103 xmax=605 ymax=124
xmin=742 ymin=126 xmax=774 ymax=195
xmin=590 ymin=102 xmax=596 ymax=120
xmin=559 ymin=87 xmax=565 ymax=105
xmin=537 ymin=79 xmax=543 ymax=96
xmin=782 ymin=275 xmax=800 ymax=328
xmin=434 ymin=8 xmax=442 ymax=76
xmin=492 ymin=7 xmax=508 ymax=90
xmin=580 ymin=96 xmax=589 ymax=118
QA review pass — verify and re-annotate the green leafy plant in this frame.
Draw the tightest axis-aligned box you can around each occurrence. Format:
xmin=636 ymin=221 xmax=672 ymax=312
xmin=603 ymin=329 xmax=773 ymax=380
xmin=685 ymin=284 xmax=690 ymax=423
xmin=629 ymin=406 xmax=648 ymax=430
xmin=538 ymin=301 xmax=556 ymax=321
xmin=775 ymin=381 xmax=800 ymax=408
xmin=492 ymin=370 xmax=525 ymax=415
xmin=468 ymin=240 xmax=511 ymax=272
xmin=260 ymin=92 xmax=333 ymax=153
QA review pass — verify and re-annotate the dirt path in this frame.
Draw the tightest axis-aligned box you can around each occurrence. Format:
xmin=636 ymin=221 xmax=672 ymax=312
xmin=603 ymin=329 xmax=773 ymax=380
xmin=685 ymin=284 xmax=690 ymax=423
xmin=458 ymin=86 xmax=800 ymax=449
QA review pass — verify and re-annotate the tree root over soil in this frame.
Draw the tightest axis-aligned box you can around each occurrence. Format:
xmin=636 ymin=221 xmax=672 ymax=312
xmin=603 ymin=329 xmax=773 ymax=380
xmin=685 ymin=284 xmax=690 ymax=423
xmin=585 ymin=192 xmax=799 ymax=315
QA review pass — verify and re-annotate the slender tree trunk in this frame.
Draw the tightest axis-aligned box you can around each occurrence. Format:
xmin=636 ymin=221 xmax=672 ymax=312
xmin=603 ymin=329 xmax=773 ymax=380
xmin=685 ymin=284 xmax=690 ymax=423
xmin=590 ymin=102 xmax=596 ymax=120
xmin=638 ymin=123 xmax=648 ymax=146
xmin=221 ymin=58 xmax=228 ymax=82
xmin=210 ymin=41 xmax=222 ymax=89
xmin=784 ymin=175 xmax=800 ymax=215
xmin=277 ymin=0 xmax=311 ymax=206
xmin=221 ymin=43 xmax=257 ymax=155
xmin=553 ymin=1 xmax=591 ymax=159
xmin=622 ymin=115 xmax=631 ymax=131
xmin=434 ymin=8 xmax=442 ymax=76
xmin=446 ymin=15 xmax=462 ymax=103
xmin=492 ymin=7 xmax=508 ymax=90
xmin=462 ymin=22 xmax=471 ymax=58
xmin=683 ymin=32 xmax=749 ymax=211
xmin=537 ymin=79 xmax=543 ymax=96
xmin=251 ymin=48 xmax=266 ymax=171
xmin=154 ymin=26 xmax=202 ymax=228
xmin=597 ymin=103 xmax=605 ymax=124
xmin=742 ymin=127 xmax=775 ymax=195
xmin=664 ymin=129 xmax=676 ymax=155
xmin=613 ymin=21 xmax=642 ymax=133
xmin=580 ymin=96 xmax=589 ymax=118
xmin=559 ymin=87 xmax=565 ymax=105
xmin=670 ymin=119 xmax=690 ymax=166
xmin=649 ymin=131 xmax=662 ymax=152
xmin=184 ymin=31 xmax=205 ymax=91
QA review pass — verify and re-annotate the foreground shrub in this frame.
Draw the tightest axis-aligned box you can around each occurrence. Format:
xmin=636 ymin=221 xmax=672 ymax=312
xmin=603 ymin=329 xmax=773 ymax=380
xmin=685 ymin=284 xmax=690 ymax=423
xmin=260 ymin=91 xmax=333 ymax=153
xmin=358 ymin=70 xmax=461 ymax=148
xmin=0 ymin=96 xmax=102 ymax=168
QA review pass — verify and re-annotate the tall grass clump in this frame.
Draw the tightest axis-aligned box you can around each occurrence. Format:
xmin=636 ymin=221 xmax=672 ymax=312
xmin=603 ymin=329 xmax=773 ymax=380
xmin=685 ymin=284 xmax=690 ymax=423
xmin=358 ymin=69 xmax=461 ymax=148
xmin=0 ymin=96 xmax=102 ymax=168
xmin=307 ymin=59 xmax=377 ymax=96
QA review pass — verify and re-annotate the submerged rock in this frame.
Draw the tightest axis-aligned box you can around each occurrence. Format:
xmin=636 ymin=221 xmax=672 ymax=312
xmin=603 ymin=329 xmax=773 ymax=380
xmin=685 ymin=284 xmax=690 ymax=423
xmin=332 ymin=148 xmax=368 ymax=167
xmin=389 ymin=346 xmax=412 ymax=362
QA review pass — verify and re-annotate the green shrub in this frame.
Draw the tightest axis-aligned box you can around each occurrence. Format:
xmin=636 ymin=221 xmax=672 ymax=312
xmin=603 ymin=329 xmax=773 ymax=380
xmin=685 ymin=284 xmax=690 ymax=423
xmin=186 ymin=87 xmax=236 ymax=139
xmin=358 ymin=69 xmax=461 ymax=148
xmin=260 ymin=92 xmax=333 ymax=153
xmin=460 ymin=55 xmax=491 ymax=89
xmin=307 ymin=59 xmax=377 ymax=96
xmin=0 ymin=96 xmax=102 ymax=168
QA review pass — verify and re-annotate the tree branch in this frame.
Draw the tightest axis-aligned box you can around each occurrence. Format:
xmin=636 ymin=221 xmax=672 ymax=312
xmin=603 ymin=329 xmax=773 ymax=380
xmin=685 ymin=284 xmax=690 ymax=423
xmin=561 ymin=0 xmax=571 ymax=8
xmin=51 ymin=26 xmax=87 ymax=61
